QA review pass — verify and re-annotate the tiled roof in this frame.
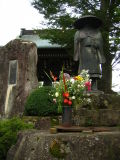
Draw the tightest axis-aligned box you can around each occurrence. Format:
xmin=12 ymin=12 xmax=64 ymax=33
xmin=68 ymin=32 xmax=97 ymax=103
xmin=19 ymin=29 xmax=62 ymax=48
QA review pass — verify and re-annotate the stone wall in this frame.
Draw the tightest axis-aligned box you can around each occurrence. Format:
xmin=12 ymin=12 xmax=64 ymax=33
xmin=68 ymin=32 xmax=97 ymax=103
xmin=73 ymin=109 xmax=120 ymax=126
xmin=6 ymin=130 xmax=120 ymax=160
xmin=0 ymin=39 xmax=38 ymax=117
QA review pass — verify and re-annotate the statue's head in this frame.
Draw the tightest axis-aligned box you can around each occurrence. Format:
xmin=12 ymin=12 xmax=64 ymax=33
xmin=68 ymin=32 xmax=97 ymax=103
xmin=74 ymin=15 xmax=103 ymax=29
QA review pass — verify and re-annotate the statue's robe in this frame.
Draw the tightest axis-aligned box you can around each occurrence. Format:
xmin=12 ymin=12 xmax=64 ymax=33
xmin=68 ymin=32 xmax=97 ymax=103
xmin=74 ymin=27 xmax=105 ymax=77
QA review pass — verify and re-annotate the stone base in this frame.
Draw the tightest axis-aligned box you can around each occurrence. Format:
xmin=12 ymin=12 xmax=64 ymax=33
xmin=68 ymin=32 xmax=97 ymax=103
xmin=50 ymin=125 xmax=116 ymax=134
xmin=72 ymin=94 xmax=120 ymax=127
xmin=73 ymin=109 xmax=120 ymax=126
xmin=7 ymin=130 xmax=120 ymax=160
xmin=85 ymin=90 xmax=104 ymax=95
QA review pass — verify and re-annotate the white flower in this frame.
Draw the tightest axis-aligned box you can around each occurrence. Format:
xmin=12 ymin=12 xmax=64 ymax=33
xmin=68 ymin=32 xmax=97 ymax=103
xmin=81 ymin=84 xmax=85 ymax=87
xmin=53 ymin=98 xmax=57 ymax=103
xmin=70 ymin=78 xmax=75 ymax=84
xmin=72 ymin=96 xmax=75 ymax=100
xmin=87 ymin=98 xmax=91 ymax=103
xmin=55 ymin=92 xmax=59 ymax=97
xmin=52 ymin=81 xmax=59 ymax=87
xmin=77 ymin=84 xmax=80 ymax=88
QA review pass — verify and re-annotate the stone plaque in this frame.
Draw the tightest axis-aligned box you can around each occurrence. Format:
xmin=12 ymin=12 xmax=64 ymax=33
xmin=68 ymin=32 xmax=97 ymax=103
xmin=8 ymin=60 xmax=18 ymax=84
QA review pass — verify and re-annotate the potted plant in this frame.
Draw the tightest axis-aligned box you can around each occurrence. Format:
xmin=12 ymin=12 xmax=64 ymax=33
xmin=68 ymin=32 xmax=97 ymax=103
xmin=49 ymin=69 xmax=91 ymax=127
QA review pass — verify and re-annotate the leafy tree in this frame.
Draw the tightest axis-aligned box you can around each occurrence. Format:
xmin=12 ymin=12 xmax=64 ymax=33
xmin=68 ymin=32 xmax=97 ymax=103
xmin=32 ymin=0 xmax=120 ymax=93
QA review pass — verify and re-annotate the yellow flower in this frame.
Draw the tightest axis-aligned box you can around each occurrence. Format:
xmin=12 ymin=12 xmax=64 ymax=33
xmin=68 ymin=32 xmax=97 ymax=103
xmin=74 ymin=75 xmax=83 ymax=81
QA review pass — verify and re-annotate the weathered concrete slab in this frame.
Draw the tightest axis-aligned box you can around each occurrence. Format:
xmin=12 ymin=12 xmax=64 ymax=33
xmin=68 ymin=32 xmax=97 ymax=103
xmin=7 ymin=130 xmax=120 ymax=160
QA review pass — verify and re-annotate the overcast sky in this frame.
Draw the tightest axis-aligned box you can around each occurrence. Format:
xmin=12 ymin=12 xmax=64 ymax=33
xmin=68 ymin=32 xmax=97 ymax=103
xmin=0 ymin=0 xmax=119 ymax=92
xmin=0 ymin=0 xmax=44 ymax=46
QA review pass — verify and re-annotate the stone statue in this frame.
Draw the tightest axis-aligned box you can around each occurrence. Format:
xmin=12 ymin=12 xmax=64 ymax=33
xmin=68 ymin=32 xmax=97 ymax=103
xmin=73 ymin=15 xmax=106 ymax=92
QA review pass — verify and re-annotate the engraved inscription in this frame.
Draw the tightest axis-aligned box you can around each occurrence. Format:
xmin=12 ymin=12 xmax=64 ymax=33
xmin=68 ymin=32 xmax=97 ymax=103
xmin=8 ymin=60 xmax=18 ymax=85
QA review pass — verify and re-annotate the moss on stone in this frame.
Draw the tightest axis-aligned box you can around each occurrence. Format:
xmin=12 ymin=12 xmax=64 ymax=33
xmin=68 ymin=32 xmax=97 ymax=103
xmin=49 ymin=139 xmax=70 ymax=159
xmin=49 ymin=140 xmax=66 ymax=159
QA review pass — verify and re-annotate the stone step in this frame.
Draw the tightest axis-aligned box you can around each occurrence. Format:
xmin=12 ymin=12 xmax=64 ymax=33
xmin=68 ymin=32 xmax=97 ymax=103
xmin=50 ymin=126 xmax=114 ymax=134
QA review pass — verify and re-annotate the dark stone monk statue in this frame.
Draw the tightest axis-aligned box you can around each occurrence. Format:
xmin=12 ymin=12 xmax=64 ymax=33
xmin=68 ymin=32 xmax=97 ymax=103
xmin=73 ymin=15 xmax=106 ymax=92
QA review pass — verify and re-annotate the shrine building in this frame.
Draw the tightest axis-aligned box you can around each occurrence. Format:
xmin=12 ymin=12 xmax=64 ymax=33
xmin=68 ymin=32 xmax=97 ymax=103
xmin=19 ymin=28 xmax=73 ymax=84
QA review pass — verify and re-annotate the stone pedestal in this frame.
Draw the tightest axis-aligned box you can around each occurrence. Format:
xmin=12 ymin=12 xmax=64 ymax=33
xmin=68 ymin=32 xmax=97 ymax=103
xmin=6 ymin=93 xmax=120 ymax=160
xmin=53 ymin=93 xmax=120 ymax=130
xmin=72 ymin=94 xmax=120 ymax=126
xmin=6 ymin=130 xmax=120 ymax=160
xmin=73 ymin=109 xmax=120 ymax=126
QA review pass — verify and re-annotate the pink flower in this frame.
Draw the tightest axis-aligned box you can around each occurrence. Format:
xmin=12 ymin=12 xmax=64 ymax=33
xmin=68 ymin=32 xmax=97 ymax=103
xmin=85 ymin=81 xmax=91 ymax=91
xmin=63 ymin=73 xmax=70 ymax=80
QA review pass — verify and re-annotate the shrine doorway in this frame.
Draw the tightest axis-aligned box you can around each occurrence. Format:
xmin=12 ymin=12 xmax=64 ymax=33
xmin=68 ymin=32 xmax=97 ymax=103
xmin=37 ymin=48 xmax=72 ymax=85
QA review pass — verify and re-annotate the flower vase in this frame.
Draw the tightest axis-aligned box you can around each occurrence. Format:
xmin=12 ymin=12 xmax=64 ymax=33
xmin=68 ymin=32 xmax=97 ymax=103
xmin=62 ymin=106 xmax=72 ymax=127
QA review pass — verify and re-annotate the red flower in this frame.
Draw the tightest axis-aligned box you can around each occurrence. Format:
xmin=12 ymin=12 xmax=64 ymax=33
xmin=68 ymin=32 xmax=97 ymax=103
xmin=50 ymin=71 xmax=57 ymax=81
xmin=53 ymin=76 xmax=57 ymax=81
xmin=85 ymin=81 xmax=91 ymax=91
xmin=68 ymin=100 xmax=72 ymax=106
xmin=64 ymin=99 xmax=69 ymax=104
xmin=63 ymin=72 xmax=67 ymax=91
xmin=63 ymin=92 xmax=69 ymax=98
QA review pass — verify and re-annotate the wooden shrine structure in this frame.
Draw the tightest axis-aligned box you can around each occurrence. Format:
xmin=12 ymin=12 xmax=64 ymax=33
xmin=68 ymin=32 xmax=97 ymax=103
xmin=19 ymin=29 xmax=73 ymax=84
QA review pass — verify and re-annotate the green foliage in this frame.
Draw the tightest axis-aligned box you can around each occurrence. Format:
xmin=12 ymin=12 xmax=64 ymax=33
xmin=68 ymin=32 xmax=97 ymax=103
xmin=32 ymin=0 xmax=120 ymax=92
xmin=49 ymin=143 xmax=66 ymax=159
xmin=36 ymin=28 xmax=76 ymax=51
xmin=24 ymin=86 xmax=58 ymax=116
xmin=50 ymin=116 xmax=59 ymax=127
xmin=0 ymin=117 xmax=33 ymax=160
xmin=32 ymin=0 xmax=120 ymax=60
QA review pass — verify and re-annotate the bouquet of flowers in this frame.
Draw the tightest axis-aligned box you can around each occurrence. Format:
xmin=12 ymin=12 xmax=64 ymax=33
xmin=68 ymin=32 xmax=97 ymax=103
xmin=50 ymin=69 xmax=91 ymax=113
